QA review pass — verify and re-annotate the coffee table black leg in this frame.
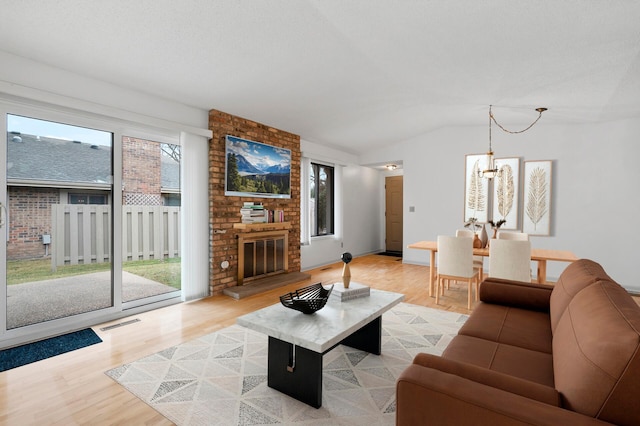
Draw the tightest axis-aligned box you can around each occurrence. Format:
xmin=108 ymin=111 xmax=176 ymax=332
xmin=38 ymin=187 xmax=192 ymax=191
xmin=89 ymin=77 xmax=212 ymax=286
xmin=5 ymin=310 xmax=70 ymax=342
xmin=268 ymin=336 xmax=323 ymax=408
xmin=340 ymin=316 xmax=382 ymax=355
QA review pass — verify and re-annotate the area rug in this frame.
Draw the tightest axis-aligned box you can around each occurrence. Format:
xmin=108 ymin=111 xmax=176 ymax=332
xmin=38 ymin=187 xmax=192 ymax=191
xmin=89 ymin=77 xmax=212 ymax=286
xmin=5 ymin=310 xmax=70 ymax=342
xmin=105 ymin=303 xmax=467 ymax=425
xmin=0 ymin=328 xmax=102 ymax=372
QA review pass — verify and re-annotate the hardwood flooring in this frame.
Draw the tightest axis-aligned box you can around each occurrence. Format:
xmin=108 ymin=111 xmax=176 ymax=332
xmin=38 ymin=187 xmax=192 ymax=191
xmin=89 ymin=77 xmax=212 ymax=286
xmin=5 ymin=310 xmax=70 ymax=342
xmin=0 ymin=254 xmax=636 ymax=425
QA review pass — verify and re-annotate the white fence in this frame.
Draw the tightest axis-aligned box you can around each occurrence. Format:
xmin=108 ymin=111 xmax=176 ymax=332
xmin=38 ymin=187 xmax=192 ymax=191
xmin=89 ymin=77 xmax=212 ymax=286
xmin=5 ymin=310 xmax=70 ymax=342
xmin=51 ymin=204 xmax=180 ymax=268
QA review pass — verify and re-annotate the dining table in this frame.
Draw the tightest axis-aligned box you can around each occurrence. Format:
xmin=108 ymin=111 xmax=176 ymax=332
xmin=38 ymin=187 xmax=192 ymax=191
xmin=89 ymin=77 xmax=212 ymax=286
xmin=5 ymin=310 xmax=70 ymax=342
xmin=407 ymin=240 xmax=578 ymax=297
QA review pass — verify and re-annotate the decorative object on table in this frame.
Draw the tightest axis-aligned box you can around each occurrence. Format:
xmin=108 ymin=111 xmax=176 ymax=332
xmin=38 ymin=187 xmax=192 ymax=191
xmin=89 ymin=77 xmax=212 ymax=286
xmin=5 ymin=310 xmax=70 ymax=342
xmin=487 ymin=219 xmax=507 ymax=244
xmin=463 ymin=218 xmax=484 ymax=248
xmin=331 ymin=281 xmax=370 ymax=302
xmin=479 ymin=223 xmax=489 ymax=248
xmin=341 ymin=252 xmax=353 ymax=288
xmin=492 ymin=157 xmax=521 ymax=229
xmin=279 ymin=282 xmax=334 ymax=314
xmin=464 ymin=155 xmax=489 ymax=223
xmin=523 ymin=160 xmax=552 ymax=236
xmin=477 ymin=105 xmax=547 ymax=180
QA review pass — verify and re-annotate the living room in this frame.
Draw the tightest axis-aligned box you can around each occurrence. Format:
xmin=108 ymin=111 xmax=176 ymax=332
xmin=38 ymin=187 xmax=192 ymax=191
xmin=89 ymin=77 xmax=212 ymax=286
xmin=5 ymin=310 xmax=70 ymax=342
xmin=1 ymin=2 xmax=640 ymax=424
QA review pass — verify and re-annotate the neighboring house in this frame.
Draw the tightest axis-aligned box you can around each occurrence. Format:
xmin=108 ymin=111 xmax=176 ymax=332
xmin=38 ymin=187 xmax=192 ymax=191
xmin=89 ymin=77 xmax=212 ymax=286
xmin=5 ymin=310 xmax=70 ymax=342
xmin=6 ymin=132 xmax=179 ymax=260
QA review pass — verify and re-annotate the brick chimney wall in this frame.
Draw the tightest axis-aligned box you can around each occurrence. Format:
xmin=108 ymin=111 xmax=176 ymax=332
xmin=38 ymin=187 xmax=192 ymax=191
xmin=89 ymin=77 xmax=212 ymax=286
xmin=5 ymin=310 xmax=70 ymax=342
xmin=208 ymin=109 xmax=301 ymax=295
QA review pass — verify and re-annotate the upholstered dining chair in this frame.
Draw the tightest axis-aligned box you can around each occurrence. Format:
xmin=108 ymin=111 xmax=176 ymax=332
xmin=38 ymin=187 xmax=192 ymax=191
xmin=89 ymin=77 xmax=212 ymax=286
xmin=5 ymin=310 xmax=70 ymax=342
xmin=455 ymin=229 xmax=484 ymax=281
xmin=489 ymin=239 xmax=532 ymax=282
xmin=497 ymin=231 xmax=529 ymax=241
xmin=436 ymin=235 xmax=480 ymax=310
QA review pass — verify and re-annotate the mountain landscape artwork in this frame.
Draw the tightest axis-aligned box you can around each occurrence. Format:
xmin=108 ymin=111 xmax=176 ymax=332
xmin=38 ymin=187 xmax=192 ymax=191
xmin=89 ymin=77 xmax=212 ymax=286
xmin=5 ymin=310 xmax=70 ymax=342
xmin=225 ymin=135 xmax=291 ymax=198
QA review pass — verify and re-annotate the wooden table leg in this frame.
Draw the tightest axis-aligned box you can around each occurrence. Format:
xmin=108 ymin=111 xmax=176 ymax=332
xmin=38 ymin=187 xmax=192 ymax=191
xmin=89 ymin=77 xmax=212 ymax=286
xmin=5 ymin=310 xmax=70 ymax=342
xmin=537 ymin=260 xmax=547 ymax=284
xmin=429 ymin=250 xmax=436 ymax=297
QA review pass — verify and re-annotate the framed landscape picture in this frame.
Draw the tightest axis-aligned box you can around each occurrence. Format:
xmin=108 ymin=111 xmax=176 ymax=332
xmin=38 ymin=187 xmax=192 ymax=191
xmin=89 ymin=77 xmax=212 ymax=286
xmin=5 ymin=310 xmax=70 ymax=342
xmin=522 ymin=160 xmax=552 ymax=236
xmin=224 ymin=135 xmax=291 ymax=199
xmin=464 ymin=154 xmax=489 ymax=223
xmin=492 ymin=157 xmax=520 ymax=230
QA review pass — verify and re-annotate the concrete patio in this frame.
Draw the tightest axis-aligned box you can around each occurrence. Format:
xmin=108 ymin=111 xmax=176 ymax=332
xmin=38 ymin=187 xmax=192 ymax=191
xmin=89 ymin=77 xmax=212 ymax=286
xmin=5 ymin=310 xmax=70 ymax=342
xmin=6 ymin=271 xmax=177 ymax=329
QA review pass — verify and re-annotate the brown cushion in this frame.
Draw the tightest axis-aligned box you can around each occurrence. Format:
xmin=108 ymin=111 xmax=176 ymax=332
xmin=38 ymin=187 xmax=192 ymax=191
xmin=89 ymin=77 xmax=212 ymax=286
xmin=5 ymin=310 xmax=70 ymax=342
xmin=443 ymin=334 xmax=554 ymax=387
xmin=412 ymin=353 xmax=561 ymax=406
xmin=549 ymin=259 xmax=612 ymax=333
xmin=458 ymin=302 xmax=552 ymax=353
xmin=480 ymin=278 xmax=553 ymax=312
xmin=553 ymin=280 xmax=640 ymax=425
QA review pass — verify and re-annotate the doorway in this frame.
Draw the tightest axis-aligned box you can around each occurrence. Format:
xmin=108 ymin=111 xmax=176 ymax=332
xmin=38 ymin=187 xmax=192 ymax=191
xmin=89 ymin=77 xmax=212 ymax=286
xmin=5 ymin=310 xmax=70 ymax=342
xmin=385 ymin=175 xmax=403 ymax=254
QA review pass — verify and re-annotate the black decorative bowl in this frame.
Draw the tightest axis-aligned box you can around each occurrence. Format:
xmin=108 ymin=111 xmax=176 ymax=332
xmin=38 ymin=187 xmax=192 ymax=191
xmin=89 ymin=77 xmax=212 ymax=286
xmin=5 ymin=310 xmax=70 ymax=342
xmin=279 ymin=283 xmax=334 ymax=314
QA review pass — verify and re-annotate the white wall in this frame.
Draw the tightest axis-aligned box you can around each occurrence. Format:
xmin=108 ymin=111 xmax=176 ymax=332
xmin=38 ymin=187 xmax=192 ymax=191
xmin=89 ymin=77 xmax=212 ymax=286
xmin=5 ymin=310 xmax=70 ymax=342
xmin=300 ymin=140 xmax=383 ymax=270
xmin=361 ymin=117 xmax=640 ymax=292
xmin=0 ymin=51 xmax=209 ymax=132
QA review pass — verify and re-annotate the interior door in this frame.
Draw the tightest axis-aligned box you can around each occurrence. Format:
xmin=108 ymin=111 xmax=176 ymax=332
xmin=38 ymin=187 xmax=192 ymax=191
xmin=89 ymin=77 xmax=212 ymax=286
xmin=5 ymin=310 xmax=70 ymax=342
xmin=385 ymin=175 xmax=403 ymax=253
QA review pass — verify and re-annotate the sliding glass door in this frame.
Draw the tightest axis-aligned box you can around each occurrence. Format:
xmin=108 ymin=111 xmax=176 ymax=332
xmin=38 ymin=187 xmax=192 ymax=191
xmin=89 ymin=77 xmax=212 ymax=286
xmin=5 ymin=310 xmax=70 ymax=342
xmin=121 ymin=136 xmax=181 ymax=308
xmin=0 ymin=105 xmax=184 ymax=347
xmin=4 ymin=114 xmax=114 ymax=330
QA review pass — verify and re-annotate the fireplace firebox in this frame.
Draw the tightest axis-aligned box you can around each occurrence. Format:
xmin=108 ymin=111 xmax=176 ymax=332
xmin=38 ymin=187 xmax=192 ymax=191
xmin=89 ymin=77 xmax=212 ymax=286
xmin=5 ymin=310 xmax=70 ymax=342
xmin=237 ymin=230 xmax=289 ymax=285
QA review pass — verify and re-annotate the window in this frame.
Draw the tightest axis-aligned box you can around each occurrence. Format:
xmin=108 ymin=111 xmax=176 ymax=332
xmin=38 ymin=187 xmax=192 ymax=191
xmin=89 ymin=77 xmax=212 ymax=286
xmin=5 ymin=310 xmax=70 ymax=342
xmin=310 ymin=162 xmax=334 ymax=236
xmin=69 ymin=193 xmax=108 ymax=204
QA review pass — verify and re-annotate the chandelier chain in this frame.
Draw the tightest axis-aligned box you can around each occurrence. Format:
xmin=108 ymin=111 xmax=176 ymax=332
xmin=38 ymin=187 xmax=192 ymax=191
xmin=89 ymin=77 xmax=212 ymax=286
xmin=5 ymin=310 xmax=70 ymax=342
xmin=489 ymin=105 xmax=546 ymax=134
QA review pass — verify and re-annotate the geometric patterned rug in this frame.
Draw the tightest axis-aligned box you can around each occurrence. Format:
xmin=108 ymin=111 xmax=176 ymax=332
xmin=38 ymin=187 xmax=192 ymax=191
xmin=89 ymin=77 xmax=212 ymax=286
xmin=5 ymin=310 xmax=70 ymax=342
xmin=105 ymin=303 xmax=467 ymax=425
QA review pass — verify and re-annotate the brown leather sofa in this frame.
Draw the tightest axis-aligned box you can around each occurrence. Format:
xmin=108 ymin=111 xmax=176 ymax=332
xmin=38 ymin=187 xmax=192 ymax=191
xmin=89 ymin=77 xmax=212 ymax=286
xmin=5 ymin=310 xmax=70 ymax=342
xmin=396 ymin=259 xmax=640 ymax=425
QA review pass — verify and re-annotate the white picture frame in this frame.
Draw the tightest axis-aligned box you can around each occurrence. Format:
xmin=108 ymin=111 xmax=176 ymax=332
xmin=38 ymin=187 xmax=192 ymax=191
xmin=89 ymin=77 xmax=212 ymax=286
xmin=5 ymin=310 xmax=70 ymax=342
xmin=464 ymin=154 xmax=489 ymax=223
xmin=492 ymin=157 xmax=520 ymax=230
xmin=522 ymin=160 xmax=552 ymax=236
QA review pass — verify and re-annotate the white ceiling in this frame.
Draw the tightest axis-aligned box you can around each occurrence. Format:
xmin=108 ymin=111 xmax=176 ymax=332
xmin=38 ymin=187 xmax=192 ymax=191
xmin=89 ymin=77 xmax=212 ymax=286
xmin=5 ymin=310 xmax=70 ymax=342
xmin=1 ymin=1 xmax=639 ymax=155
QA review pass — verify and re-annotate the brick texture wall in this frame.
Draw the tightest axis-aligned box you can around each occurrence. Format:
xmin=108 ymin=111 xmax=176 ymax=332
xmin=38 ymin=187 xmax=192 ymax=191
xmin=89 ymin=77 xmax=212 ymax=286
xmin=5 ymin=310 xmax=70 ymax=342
xmin=209 ymin=109 xmax=301 ymax=295
xmin=7 ymin=187 xmax=59 ymax=259
xmin=122 ymin=136 xmax=162 ymax=205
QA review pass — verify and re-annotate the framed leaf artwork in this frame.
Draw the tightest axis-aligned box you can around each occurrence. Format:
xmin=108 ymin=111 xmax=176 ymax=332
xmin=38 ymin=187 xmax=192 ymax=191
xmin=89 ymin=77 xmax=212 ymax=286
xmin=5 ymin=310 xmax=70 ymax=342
xmin=492 ymin=157 xmax=520 ymax=230
xmin=464 ymin=154 xmax=489 ymax=223
xmin=523 ymin=160 xmax=552 ymax=236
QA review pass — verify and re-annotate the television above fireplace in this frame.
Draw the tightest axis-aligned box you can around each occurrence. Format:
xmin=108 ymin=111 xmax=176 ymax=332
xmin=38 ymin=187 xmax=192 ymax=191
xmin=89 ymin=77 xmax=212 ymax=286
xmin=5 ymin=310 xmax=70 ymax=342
xmin=224 ymin=135 xmax=291 ymax=199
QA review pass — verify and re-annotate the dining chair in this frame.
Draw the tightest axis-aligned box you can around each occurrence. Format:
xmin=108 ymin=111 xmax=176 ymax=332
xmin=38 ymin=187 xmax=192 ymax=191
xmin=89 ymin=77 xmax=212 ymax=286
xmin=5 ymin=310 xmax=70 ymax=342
xmin=497 ymin=231 xmax=529 ymax=241
xmin=489 ymin=239 xmax=532 ymax=282
xmin=436 ymin=235 xmax=480 ymax=310
xmin=455 ymin=229 xmax=484 ymax=281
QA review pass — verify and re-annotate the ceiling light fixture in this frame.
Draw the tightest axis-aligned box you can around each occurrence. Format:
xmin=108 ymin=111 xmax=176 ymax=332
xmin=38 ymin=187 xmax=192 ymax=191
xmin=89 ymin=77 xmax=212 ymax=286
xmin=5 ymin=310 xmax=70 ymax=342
xmin=385 ymin=164 xmax=397 ymax=170
xmin=479 ymin=105 xmax=547 ymax=179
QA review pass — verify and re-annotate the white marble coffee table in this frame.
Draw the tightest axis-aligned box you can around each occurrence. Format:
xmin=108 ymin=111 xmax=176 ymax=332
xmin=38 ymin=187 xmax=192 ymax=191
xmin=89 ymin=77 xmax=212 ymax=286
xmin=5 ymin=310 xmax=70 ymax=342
xmin=236 ymin=287 xmax=404 ymax=408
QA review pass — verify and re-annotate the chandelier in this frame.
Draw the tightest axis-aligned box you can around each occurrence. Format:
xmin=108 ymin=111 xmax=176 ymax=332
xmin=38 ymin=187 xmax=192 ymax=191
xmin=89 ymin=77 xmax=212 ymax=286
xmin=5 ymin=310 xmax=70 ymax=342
xmin=478 ymin=105 xmax=547 ymax=179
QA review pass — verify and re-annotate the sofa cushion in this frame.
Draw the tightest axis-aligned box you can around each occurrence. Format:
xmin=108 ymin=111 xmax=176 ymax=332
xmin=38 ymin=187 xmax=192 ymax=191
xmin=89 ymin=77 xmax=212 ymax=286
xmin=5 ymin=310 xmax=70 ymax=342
xmin=549 ymin=259 xmax=612 ymax=333
xmin=443 ymin=334 xmax=554 ymax=387
xmin=458 ymin=302 xmax=552 ymax=353
xmin=480 ymin=278 xmax=553 ymax=312
xmin=553 ymin=280 xmax=640 ymax=425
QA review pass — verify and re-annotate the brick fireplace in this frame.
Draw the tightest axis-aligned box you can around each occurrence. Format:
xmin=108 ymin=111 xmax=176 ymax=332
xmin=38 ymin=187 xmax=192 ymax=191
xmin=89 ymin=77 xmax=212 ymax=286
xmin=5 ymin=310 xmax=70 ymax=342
xmin=237 ymin=227 xmax=289 ymax=285
xmin=208 ymin=109 xmax=301 ymax=295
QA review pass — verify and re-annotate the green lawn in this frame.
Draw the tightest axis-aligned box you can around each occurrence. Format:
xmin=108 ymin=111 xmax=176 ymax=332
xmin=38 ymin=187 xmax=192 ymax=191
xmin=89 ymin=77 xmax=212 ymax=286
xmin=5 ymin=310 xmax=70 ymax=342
xmin=7 ymin=258 xmax=181 ymax=290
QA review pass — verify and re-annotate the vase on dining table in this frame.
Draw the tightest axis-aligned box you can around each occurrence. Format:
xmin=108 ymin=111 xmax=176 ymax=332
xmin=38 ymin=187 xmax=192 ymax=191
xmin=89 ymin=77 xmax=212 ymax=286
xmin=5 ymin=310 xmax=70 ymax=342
xmin=480 ymin=224 xmax=488 ymax=248
xmin=473 ymin=233 xmax=483 ymax=248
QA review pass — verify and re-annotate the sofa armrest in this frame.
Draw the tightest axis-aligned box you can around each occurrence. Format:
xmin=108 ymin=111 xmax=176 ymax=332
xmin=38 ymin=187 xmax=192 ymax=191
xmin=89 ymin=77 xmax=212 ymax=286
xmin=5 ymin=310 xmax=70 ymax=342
xmin=412 ymin=353 xmax=560 ymax=405
xmin=397 ymin=362 xmax=613 ymax=426
xmin=479 ymin=278 xmax=553 ymax=312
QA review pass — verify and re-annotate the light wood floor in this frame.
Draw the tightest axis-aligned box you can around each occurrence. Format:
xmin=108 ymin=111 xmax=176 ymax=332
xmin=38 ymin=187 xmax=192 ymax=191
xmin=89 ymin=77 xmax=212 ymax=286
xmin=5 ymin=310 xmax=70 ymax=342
xmin=0 ymin=254 xmax=636 ymax=425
